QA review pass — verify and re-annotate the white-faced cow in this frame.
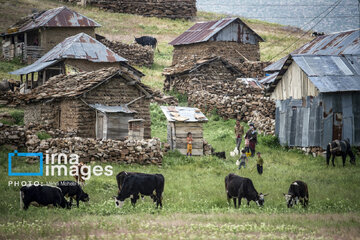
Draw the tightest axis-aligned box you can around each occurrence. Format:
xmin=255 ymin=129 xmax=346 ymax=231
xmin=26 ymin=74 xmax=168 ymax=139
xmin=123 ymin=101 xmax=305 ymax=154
xmin=225 ymin=173 xmax=268 ymax=208
xmin=20 ymin=185 xmax=68 ymax=210
xmin=57 ymin=181 xmax=89 ymax=208
xmin=114 ymin=173 xmax=164 ymax=209
xmin=134 ymin=36 xmax=157 ymax=49
xmin=283 ymin=180 xmax=309 ymax=208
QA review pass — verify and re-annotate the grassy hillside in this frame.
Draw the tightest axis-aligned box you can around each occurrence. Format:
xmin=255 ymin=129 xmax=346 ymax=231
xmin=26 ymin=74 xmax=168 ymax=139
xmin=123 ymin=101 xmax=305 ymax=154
xmin=0 ymin=104 xmax=359 ymax=239
xmin=0 ymin=0 xmax=313 ymax=90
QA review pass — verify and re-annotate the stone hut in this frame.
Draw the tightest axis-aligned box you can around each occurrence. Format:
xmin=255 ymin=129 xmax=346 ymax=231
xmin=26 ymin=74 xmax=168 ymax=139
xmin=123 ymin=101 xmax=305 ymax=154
xmin=169 ymin=18 xmax=264 ymax=65
xmin=267 ymin=29 xmax=360 ymax=148
xmin=1 ymin=6 xmax=100 ymax=62
xmin=10 ymin=33 xmax=140 ymax=93
xmin=21 ymin=67 xmax=153 ymax=139
xmin=163 ymin=56 xmax=268 ymax=93
xmin=160 ymin=106 xmax=208 ymax=156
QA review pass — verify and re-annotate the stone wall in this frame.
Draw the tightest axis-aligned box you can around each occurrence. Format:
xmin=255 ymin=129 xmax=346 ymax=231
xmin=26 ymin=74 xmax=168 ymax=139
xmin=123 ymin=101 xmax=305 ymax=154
xmin=172 ymin=41 xmax=260 ymax=65
xmin=0 ymin=123 xmax=26 ymax=147
xmin=187 ymin=80 xmax=276 ymax=135
xmin=60 ymin=0 xmax=196 ymax=20
xmin=100 ymin=39 xmax=154 ymax=67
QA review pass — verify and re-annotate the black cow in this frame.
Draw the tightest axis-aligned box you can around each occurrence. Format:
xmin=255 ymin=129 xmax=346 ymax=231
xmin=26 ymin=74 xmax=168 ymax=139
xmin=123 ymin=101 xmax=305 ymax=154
xmin=57 ymin=181 xmax=89 ymax=208
xmin=134 ymin=36 xmax=157 ymax=49
xmin=225 ymin=173 xmax=267 ymax=208
xmin=213 ymin=151 xmax=226 ymax=159
xmin=114 ymin=173 xmax=164 ymax=208
xmin=283 ymin=180 xmax=309 ymax=208
xmin=20 ymin=185 xmax=68 ymax=210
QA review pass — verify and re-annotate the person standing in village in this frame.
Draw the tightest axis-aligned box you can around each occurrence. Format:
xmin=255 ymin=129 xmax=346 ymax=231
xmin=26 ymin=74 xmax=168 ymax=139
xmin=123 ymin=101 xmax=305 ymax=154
xmin=234 ymin=119 xmax=244 ymax=153
xmin=256 ymin=152 xmax=264 ymax=175
xmin=187 ymin=132 xmax=193 ymax=157
xmin=245 ymin=123 xmax=258 ymax=157
xmin=238 ymin=149 xmax=248 ymax=169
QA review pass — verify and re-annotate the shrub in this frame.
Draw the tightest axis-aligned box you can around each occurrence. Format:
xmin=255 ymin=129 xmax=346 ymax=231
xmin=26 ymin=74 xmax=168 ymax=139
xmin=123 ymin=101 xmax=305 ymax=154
xmin=9 ymin=110 xmax=24 ymax=125
xmin=36 ymin=131 xmax=52 ymax=140
xmin=260 ymin=135 xmax=280 ymax=148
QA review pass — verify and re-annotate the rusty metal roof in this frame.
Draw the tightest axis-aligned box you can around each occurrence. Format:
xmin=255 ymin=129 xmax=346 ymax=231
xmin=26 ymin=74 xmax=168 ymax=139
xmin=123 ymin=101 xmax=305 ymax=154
xmin=169 ymin=17 xmax=263 ymax=46
xmin=160 ymin=106 xmax=208 ymax=123
xmin=9 ymin=6 xmax=100 ymax=34
xmin=10 ymin=33 xmax=127 ymax=75
xmin=264 ymin=29 xmax=360 ymax=72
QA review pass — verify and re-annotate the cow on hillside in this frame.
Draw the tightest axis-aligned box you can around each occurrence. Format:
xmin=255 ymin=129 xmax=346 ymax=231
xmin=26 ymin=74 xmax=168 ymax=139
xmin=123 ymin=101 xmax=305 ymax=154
xmin=57 ymin=181 xmax=89 ymax=208
xmin=134 ymin=36 xmax=157 ymax=49
xmin=20 ymin=185 xmax=68 ymax=210
xmin=283 ymin=180 xmax=309 ymax=208
xmin=225 ymin=173 xmax=268 ymax=208
xmin=114 ymin=173 xmax=164 ymax=208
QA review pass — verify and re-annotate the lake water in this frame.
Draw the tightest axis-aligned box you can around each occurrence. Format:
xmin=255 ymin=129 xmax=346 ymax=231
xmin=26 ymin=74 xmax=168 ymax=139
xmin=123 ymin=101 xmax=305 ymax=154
xmin=197 ymin=0 xmax=360 ymax=33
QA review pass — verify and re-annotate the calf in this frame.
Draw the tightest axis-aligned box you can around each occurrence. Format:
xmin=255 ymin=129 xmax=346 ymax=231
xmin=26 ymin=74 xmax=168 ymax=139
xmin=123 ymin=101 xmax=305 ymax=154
xmin=73 ymin=162 xmax=88 ymax=186
xmin=225 ymin=173 xmax=267 ymax=208
xmin=134 ymin=36 xmax=157 ymax=49
xmin=57 ymin=181 xmax=89 ymax=208
xmin=20 ymin=185 xmax=68 ymax=210
xmin=283 ymin=180 xmax=309 ymax=208
xmin=114 ymin=173 xmax=164 ymax=208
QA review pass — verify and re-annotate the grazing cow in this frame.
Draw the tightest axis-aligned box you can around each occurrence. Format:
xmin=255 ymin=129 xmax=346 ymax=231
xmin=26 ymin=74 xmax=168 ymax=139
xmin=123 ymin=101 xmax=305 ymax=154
xmin=225 ymin=173 xmax=267 ymax=208
xmin=134 ymin=36 xmax=157 ymax=49
xmin=283 ymin=180 xmax=309 ymax=208
xmin=116 ymin=171 xmax=156 ymax=201
xmin=20 ymin=185 xmax=68 ymax=210
xmin=213 ymin=151 xmax=226 ymax=159
xmin=114 ymin=173 xmax=164 ymax=208
xmin=57 ymin=181 xmax=89 ymax=208
xmin=326 ymin=139 xmax=356 ymax=167
xmin=73 ymin=162 xmax=89 ymax=186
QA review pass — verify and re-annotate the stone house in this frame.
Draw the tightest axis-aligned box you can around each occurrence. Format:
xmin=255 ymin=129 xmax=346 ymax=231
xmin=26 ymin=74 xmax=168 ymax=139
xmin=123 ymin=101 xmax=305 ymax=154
xmin=22 ymin=67 xmax=153 ymax=139
xmin=169 ymin=18 xmax=264 ymax=65
xmin=163 ymin=56 xmax=268 ymax=93
xmin=10 ymin=33 xmax=141 ymax=93
xmin=267 ymin=29 xmax=360 ymax=148
xmin=1 ymin=6 xmax=100 ymax=62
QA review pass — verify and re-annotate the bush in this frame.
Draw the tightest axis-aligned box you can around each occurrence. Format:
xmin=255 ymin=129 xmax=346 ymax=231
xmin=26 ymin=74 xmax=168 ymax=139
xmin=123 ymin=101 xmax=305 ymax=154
xmin=10 ymin=110 xmax=24 ymax=125
xmin=36 ymin=131 xmax=52 ymax=140
xmin=260 ymin=135 xmax=280 ymax=148
xmin=167 ymin=90 xmax=188 ymax=106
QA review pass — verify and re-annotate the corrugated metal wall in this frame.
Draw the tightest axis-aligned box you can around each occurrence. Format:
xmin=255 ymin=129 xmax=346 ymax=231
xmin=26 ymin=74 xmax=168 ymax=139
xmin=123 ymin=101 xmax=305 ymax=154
xmin=210 ymin=22 xmax=258 ymax=44
xmin=275 ymin=92 xmax=360 ymax=148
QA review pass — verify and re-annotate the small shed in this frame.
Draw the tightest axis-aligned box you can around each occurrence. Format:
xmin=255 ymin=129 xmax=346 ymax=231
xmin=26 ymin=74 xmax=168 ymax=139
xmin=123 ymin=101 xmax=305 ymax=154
xmin=169 ymin=17 xmax=264 ymax=65
xmin=160 ymin=106 xmax=208 ymax=156
xmin=1 ymin=6 xmax=100 ymax=62
xmin=10 ymin=33 xmax=141 ymax=93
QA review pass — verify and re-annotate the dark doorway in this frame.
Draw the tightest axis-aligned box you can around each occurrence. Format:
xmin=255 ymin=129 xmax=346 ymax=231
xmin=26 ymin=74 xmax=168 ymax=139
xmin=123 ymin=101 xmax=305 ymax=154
xmin=333 ymin=112 xmax=343 ymax=140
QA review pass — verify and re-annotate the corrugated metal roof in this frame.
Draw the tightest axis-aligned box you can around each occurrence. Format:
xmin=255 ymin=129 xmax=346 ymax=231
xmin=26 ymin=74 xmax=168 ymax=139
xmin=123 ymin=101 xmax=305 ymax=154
xmin=10 ymin=60 xmax=59 ymax=75
xmin=259 ymin=72 xmax=279 ymax=84
xmin=160 ymin=106 xmax=208 ymax=123
xmin=309 ymin=76 xmax=360 ymax=93
xmin=89 ymin=104 xmax=136 ymax=114
xmin=10 ymin=33 xmax=127 ymax=75
xmin=169 ymin=18 xmax=263 ymax=46
xmin=264 ymin=29 xmax=360 ymax=72
xmin=17 ymin=6 xmax=100 ymax=33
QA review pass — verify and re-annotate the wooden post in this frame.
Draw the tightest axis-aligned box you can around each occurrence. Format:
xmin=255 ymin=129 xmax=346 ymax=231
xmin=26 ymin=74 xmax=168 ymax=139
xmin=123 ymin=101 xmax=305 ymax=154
xmin=25 ymin=74 xmax=28 ymax=90
xmin=31 ymin=72 xmax=34 ymax=89
xmin=43 ymin=70 xmax=46 ymax=84
xmin=24 ymin=32 xmax=27 ymax=62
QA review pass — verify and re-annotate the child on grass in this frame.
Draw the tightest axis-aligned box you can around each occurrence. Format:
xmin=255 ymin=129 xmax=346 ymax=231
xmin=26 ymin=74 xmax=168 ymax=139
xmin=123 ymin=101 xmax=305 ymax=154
xmin=238 ymin=149 xmax=248 ymax=169
xmin=256 ymin=152 xmax=264 ymax=175
xmin=186 ymin=132 xmax=192 ymax=156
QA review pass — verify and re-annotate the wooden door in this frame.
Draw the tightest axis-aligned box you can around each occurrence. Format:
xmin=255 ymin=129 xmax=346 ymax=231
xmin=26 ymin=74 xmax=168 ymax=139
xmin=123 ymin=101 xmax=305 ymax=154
xmin=96 ymin=114 xmax=104 ymax=139
xmin=332 ymin=112 xmax=343 ymax=140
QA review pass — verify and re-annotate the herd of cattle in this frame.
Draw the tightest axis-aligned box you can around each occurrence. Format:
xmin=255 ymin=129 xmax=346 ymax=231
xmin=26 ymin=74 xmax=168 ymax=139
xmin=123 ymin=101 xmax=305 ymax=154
xmin=19 ymin=172 xmax=309 ymax=210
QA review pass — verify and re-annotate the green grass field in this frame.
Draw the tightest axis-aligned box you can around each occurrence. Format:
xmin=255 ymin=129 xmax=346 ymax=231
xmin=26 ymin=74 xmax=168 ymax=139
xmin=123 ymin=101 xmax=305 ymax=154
xmin=0 ymin=104 xmax=360 ymax=239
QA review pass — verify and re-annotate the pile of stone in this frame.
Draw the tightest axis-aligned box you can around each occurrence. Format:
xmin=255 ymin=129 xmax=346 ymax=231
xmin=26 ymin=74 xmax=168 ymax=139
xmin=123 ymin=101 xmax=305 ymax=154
xmin=0 ymin=123 xmax=26 ymax=147
xmin=0 ymin=90 xmax=23 ymax=107
xmin=151 ymin=90 xmax=178 ymax=106
xmin=27 ymin=137 xmax=163 ymax=165
xmin=187 ymin=80 xmax=276 ymax=135
xmin=60 ymin=0 xmax=197 ymax=20
xmin=100 ymin=39 xmax=154 ymax=67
